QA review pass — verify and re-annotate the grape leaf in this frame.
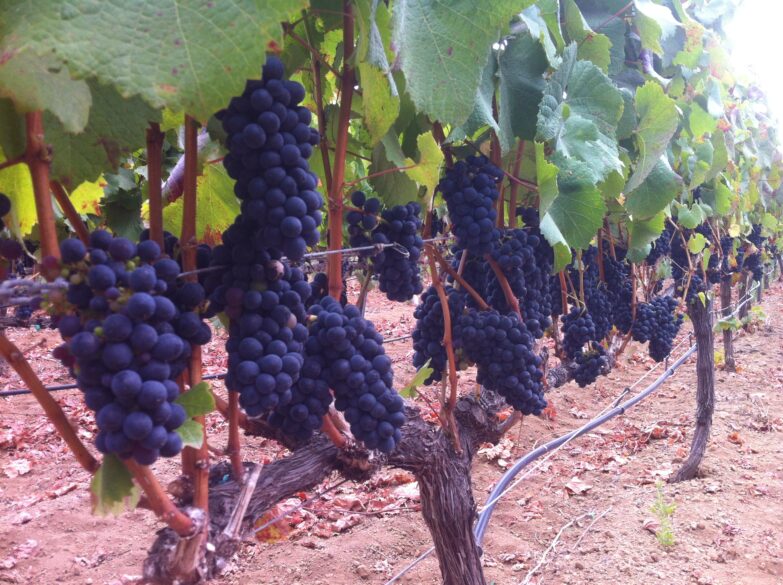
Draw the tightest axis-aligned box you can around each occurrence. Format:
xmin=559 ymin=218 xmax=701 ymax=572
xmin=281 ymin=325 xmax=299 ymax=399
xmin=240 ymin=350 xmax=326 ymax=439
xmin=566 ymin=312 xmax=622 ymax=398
xmin=0 ymin=99 xmax=26 ymax=159
xmin=90 ymin=454 xmax=140 ymax=517
xmin=0 ymin=49 xmax=90 ymax=133
xmin=1 ymin=0 xmax=307 ymax=122
xmin=626 ymin=157 xmax=683 ymax=220
xmin=0 ymin=151 xmax=36 ymax=238
xmin=625 ymin=81 xmax=679 ymax=193
xmin=688 ymin=104 xmax=718 ymax=139
xmin=562 ymin=0 xmax=611 ymax=72
xmin=391 ymin=0 xmax=531 ymax=126
xmin=537 ymin=44 xmax=624 ymax=184
xmin=175 ymin=381 xmax=216 ymax=418
xmin=537 ymin=143 xmax=606 ymax=252
xmin=449 ymin=53 xmax=499 ymax=143
xmin=574 ymin=0 xmax=627 ymax=76
xmin=176 ymin=419 xmax=205 ymax=449
xmin=404 ymin=133 xmax=444 ymax=196
xmin=519 ymin=3 xmax=561 ymax=67
xmin=102 ymin=169 xmax=144 ymax=239
xmin=400 ymin=359 xmax=433 ymax=398
xmin=163 ymin=163 xmax=241 ymax=246
xmin=45 ymin=80 xmax=161 ymax=189
xmin=357 ymin=62 xmax=400 ymax=146
xmin=626 ymin=211 xmax=666 ymax=262
xmin=68 ymin=179 xmax=104 ymax=217
xmin=498 ymin=33 xmax=549 ymax=152
xmin=634 ymin=0 xmax=681 ymax=55
xmin=369 ymin=140 xmax=418 ymax=205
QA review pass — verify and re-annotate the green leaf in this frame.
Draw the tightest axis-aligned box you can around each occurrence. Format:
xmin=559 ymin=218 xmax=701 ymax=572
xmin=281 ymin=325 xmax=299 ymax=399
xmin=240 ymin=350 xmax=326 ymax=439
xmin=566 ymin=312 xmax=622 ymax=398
xmin=688 ymin=233 xmax=708 ymax=254
xmin=0 ymin=151 xmax=36 ymax=238
xmin=177 ymin=419 xmax=205 ymax=449
xmin=2 ymin=1 xmax=307 ymax=122
xmin=627 ymin=211 xmax=666 ymax=261
xmin=391 ymin=0 xmax=529 ymax=125
xmin=102 ymin=169 xmax=143 ymax=239
xmin=634 ymin=0 xmax=681 ymax=55
xmin=175 ymin=381 xmax=216 ymax=418
xmin=163 ymin=163 xmax=241 ymax=245
xmin=357 ymin=62 xmax=400 ymax=146
xmin=400 ymin=360 xmax=433 ymax=398
xmin=45 ymin=80 xmax=161 ymax=189
xmin=404 ymin=133 xmax=444 ymax=196
xmin=0 ymin=50 xmax=90 ymax=133
xmin=626 ymin=82 xmax=679 ymax=192
xmin=575 ymin=0 xmax=627 ymax=76
xmin=562 ymin=0 xmax=611 ymax=72
xmin=68 ymin=179 xmax=104 ymax=217
xmin=538 ymin=151 xmax=606 ymax=250
xmin=370 ymin=137 xmax=418 ymax=205
xmin=705 ymin=132 xmax=728 ymax=182
xmin=91 ymin=454 xmax=140 ymax=517
xmin=498 ymin=33 xmax=549 ymax=151
xmin=536 ymin=44 xmax=624 ymax=184
xmin=688 ymin=104 xmax=718 ymax=139
xmin=0 ymin=99 xmax=26 ymax=159
xmin=626 ymin=157 xmax=683 ymax=220
xmin=519 ymin=3 xmax=561 ymax=67
xmin=700 ymin=181 xmax=733 ymax=216
xmin=675 ymin=201 xmax=706 ymax=229
xmin=688 ymin=140 xmax=713 ymax=189
xmin=450 ymin=53 xmax=499 ymax=142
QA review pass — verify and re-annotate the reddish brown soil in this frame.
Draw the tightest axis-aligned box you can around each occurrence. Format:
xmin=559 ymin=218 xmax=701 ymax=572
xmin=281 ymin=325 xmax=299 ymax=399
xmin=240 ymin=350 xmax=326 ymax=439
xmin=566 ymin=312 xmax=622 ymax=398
xmin=1 ymin=281 xmax=782 ymax=585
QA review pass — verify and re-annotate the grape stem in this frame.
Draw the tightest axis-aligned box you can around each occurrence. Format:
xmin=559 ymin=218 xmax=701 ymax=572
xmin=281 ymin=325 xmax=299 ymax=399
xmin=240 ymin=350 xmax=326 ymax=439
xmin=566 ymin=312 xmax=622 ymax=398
xmin=124 ymin=460 xmax=196 ymax=536
xmin=146 ymin=123 xmax=165 ymax=249
xmin=489 ymin=104 xmax=504 ymax=228
xmin=485 ymin=255 xmax=523 ymax=319
xmin=180 ymin=116 xmax=210 ymax=516
xmin=50 ymin=181 xmax=90 ymax=246
xmin=326 ymin=1 xmax=356 ymax=302
xmin=356 ymin=270 xmax=372 ymax=316
xmin=321 ymin=412 xmax=348 ymax=448
xmin=431 ymin=122 xmax=453 ymax=169
xmin=431 ymin=247 xmax=490 ymax=311
xmin=558 ymin=271 xmax=569 ymax=315
xmin=508 ymin=140 xmax=525 ymax=229
xmin=26 ymin=112 xmax=59 ymax=262
xmin=227 ymin=392 xmax=244 ymax=483
xmin=596 ymin=234 xmax=606 ymax=283
xmin=284 ymin=23 xmax=344 ymax=82
xmin=0 ymin=154 xmax=24 ymax=171
xmin=426 ymin=244 xmax=462 ymax=453
xmin=0 ymin=332 xmax=99 ymax=473
xmin=604 ymin=220 xmax=617 ymax=260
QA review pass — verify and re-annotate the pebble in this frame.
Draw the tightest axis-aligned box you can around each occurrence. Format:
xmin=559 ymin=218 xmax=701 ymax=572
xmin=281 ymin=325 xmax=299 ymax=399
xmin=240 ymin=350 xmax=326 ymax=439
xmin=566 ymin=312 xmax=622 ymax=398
xmin=355 ymin=564 xmax=370 ymax=579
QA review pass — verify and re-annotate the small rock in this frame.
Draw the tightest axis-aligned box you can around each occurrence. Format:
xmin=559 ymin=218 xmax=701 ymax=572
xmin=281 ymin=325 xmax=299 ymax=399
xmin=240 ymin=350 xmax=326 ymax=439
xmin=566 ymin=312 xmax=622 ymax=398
xmin=512 ymin=562 xmax=526 ymax=572
xmin=648 ymin=554 xmax=659 ymax=563
xmin=11 ymin=513 xmax=31 ymax=526
xmin=355 ymin=564 xmax=370 ymax=580
xmin=575 ymin=561 xmax=585 ymax=570
xmin=696 ymin=522 xmax=706 ymax=530
xmin=498 ymin=553 xmax=517 ymax=564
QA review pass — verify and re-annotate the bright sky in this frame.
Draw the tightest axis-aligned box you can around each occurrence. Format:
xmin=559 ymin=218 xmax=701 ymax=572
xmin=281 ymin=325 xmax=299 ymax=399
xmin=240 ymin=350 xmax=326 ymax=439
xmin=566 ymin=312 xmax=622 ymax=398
xmin=724 ymin=0 xmax=783 ymax=121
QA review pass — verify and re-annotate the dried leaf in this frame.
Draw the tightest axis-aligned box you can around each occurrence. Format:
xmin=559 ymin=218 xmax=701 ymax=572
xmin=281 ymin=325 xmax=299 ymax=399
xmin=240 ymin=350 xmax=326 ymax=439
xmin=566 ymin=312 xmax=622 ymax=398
xmin=727 ymin=431 xmax=743 ymax=445
xmin=642 ymin=517 xmax=660 ymax=533
xmin=564 ymin=476 xmax=592 ymax=495
xmin=3 ymin=458 xmax=31 ymax=478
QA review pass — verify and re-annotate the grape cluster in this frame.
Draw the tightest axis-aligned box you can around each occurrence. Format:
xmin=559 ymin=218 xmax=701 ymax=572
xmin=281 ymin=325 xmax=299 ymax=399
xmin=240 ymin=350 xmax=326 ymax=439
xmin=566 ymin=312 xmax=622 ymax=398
xmin=53 ymin=232 xmax=212 ymax=465
xmin=217 ymin=55 xmax=322 ymax=260
xmin=573 ymin=343 xmax=608 ymax=388
xmin=647 ymin=297 xmax=683 ymax=362
xmin=306 ymin=272 xmax=347 ymax=308
xmin=485 ymin=227 xmax=553 ymax=338
xmin=743 ymin=251 xmax=764 ymax=282
xmin=277 ymin=296 xmax=404 ymax=451
xmin=580 ymin=248 xmax=613 ymax=341
xmin=449 ymin=245 xmax=487 ymax=302
xmin=439 ymin=155 xmax=502 ymax=255
xmin=412 ymin=285 xmax=466 ymax=383
xmin=346 ymin=191 xmax=380 ymax=254
xmin=371 ymin=202 xmax=424 ymax=301
xmin=455 ymin=308 xmax=545 ymax=415
xmin=561 ymin=307 xmax=596 ymax=359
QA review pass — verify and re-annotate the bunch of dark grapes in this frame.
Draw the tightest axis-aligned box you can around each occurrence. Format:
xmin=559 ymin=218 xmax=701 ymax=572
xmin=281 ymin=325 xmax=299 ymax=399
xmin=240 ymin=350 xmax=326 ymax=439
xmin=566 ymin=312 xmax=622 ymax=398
xmin=217 ymin=55 xmax=322 ymax=260
xmin=276 ymin=296 xmax=404 ymax=451
xmin=371 ymin=202 xmax=424 ymax=301
xmin=0 ymin=193 xmax=23 ymax=282
xmin=206 ymin=221 xmax=310 ymax=418
xmin=580 ymin=248 xmax=613 ymax=341
xmin=346 ymin=191 xmax=380 ymax=255
xmin=748 ymin=224 xmax=764 ymax=248
xmin=455 ymin=308 xmax=545 ymax=415
xmin=561 ymin=307 xmax=596 ymax=359
xmin=516 ymin=206 xmax=540 ymax=228
xmin=670 ymin=225 xmax=689 ymax=282
xmin=676 ymin=272 xmax=706 ymax=303
xmin=306 ymin=272 xmax=347 ymax=308
xmin=411 ymin=285 xmax=466 ymax=383
xmin=647 ymin=297 xmax=683 ymax=362
xmin=439 ymin=155 xmax=502 ymax=255
xmin=485 ymin=228 xmax=552 ymax=338
xmin=743 ymin=252 xmax=763 ymax=282
xmin=573 ymin=342 xmax=608 ymax=387
xmin=52 ymin=232 xmax=212 ymax=465
xmin=647 ymin=223 xmax=673 ymax=264
xmin=430 ymin=210 xmax=444 ymax=236
xmin=719 ymin=236 xmax=736 ymax=278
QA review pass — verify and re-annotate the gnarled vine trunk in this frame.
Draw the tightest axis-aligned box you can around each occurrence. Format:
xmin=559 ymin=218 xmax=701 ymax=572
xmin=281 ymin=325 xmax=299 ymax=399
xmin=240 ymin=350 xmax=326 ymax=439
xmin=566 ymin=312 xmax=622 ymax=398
xmin=671 ymin=297 xmax=714 ymax=482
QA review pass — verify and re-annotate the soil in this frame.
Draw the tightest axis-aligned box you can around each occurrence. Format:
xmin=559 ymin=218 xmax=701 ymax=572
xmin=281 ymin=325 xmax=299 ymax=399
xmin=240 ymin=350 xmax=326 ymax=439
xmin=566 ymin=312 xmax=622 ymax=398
xmin=1 ymin=281 xmax=782 ymax=585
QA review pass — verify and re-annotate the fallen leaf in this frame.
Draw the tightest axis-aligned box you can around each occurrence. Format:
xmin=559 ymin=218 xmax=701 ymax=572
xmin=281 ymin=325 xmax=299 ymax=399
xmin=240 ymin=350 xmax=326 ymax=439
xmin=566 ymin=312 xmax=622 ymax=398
xmin=642 ymin=517 xmax=660 ymax=533
xmin=727 ymin=431 xmax=743 ymax=445
xmin=564 ymin=477 xmax=592 ymax=495
xmin=3 ymin=459 xmax=31 ymax=478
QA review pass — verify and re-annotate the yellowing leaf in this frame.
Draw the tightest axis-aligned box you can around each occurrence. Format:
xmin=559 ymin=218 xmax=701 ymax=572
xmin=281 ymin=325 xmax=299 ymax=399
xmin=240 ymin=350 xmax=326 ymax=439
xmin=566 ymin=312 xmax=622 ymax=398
xmin=91 ymin=454 xmax=140 ymax=517
xmin=69 ymin=179 xmax=105 ymax=216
